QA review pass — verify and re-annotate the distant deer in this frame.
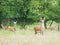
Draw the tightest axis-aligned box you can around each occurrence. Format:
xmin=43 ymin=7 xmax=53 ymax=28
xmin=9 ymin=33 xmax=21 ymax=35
xmin=34 ymin=17 xmax=45 ymax=34
xmin=47 ymin=26 xmax=56 ymax=30
xmin=1 ymin=24 xmax=15 ymax=32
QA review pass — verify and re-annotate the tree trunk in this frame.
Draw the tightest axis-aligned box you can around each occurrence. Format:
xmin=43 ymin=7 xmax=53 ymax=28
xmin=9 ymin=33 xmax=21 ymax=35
xmin=50 ymin=20 xmax=53 ymax=27
xmin=58 ymin=23 xmax=60 ymax=30
xmin=0 ymin=12 xmax=2 ymax=28
xmin=21 ymin=18 xmax=26 ymax=29
xmin=44 ymin=21 xmax=47 ymax=29
xmin=44 ymin=20 xmax=48 ymax=29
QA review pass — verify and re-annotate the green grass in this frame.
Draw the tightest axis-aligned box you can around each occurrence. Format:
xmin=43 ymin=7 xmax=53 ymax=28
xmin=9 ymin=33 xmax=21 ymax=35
xmin=0 ymin=29 xmax=34 ymax=36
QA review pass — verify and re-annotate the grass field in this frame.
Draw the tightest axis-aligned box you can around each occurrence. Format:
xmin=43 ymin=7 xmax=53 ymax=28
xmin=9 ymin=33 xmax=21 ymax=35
xmin=0 ymin=21 xmax=59 ymax=45
xmin=0 ymin=29 xmax=60 ymax=45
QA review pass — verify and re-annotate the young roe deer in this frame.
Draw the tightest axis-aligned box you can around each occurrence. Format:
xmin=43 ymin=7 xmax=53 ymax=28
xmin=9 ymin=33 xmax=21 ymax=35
xmin=1 ymin=24 xmax=15 ymax=32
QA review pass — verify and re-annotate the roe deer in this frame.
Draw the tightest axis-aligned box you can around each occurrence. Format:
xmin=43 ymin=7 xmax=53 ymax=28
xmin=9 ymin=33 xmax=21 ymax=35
xmin=1 ymin=24 xmax=15 ymax=32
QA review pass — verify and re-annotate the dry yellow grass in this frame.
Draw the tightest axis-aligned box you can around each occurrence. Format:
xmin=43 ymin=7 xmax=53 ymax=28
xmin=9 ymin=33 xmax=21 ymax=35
xmin=0 ymin=30 xmax=60 ymax=45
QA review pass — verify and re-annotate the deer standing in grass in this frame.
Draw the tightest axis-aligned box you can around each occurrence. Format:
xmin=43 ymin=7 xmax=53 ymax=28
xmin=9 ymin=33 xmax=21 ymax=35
xmin=1 ymin=21 xmax=17 ymax=32
xmin=34 ymin=17 xmax=45 ymax=34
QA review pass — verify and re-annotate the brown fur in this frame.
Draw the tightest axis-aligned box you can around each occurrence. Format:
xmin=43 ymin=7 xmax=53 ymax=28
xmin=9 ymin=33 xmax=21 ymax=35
xmin=34 ymin=26 xmax=43 ymax=34
xmin=8 ymin=26 xmax=15 ymax=32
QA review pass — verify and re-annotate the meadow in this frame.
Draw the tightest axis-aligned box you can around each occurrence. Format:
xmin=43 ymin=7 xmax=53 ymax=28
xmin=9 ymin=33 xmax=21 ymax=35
xmin=0 ymin=22 xmax=60 ymax=45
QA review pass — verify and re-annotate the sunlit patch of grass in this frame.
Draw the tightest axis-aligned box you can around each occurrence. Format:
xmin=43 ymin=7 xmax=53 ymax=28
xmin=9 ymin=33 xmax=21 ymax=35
xmin=0 ymin=30 xmax=14 ymax=37
xmin=15 ymin=29 xmax=34 ymax=35
xmin=0 ymin=28 xmax=34 ymax=36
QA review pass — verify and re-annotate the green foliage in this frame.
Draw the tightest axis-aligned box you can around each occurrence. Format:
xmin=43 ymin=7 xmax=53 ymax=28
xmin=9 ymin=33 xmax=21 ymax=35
xmin=0 ymin=0 xmax=60 ymax=28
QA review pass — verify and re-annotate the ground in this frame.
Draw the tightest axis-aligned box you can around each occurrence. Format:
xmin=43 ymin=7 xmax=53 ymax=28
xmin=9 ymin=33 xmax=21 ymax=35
xmin=0 ymin=30 xmax=60 ymax=45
